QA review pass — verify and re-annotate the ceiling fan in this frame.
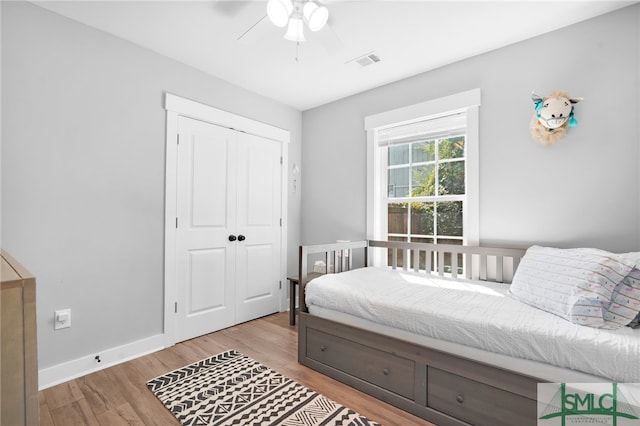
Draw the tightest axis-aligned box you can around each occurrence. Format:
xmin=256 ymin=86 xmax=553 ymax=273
xmin=237 ymin=0 xmax=343 ymax=52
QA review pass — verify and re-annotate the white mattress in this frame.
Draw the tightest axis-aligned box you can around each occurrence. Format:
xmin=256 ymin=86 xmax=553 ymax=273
xmin=305 ymin=267 xmax=640 ymax=382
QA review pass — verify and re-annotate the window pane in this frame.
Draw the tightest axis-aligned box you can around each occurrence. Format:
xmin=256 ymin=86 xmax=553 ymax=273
xmin=410 ymin=202 xmax=434 ymax=236
xmin=439 ymin=136 xmax=465 ymax=160
xmin=411 ymin=164 xmax=435 ymax=197
xmin=387 ymin=236 xmax=407 ymax=268
xmin=388 ymin=203 xmax=408 ymax=234
xmin=437 ymin=201 xmax=463 ymax=236
xmin=388 ymin=144 xmax=409 ymax=166
xmin=388 ymin=167 xmax=409 ymax=197
xmin=438 ymin=161 xmax=465 ymax=195
xmin=412 ymin=140 xmax=435 ymax=163
xmin=438 ymin=238 xmax=463 ymax=245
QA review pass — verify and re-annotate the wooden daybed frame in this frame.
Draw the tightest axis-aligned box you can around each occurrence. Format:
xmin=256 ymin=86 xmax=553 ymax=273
xmin=297 ymin=240 xmax=544 ymax=426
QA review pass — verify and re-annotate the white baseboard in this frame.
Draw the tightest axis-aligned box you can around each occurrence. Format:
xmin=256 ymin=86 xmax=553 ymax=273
xmin=39 ymin=333 xmax=166 ymax=390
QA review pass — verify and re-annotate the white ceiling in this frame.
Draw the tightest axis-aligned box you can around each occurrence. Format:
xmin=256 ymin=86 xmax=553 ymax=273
xmin=33 ymin=1 xmax=634 ymax=111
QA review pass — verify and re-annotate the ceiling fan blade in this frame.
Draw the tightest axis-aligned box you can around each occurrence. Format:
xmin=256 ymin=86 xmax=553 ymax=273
xmin=315 ymin=22 xmax=344 ymax=53
xmin=212 ymin=1 xmax=251 ymax=18
xmin=237 ymin=15 xmax=273 ymax=45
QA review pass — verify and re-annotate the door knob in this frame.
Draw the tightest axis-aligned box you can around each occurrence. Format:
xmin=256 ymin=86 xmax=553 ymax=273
xmin=238 ymin=235 xmax=246 ymax=241
xmin=228 ymin=235 xmax=237 ymax=241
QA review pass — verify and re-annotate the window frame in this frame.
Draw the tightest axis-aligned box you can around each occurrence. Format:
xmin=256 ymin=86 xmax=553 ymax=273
xmin=365 ymin=89 xmax=481 ymax=266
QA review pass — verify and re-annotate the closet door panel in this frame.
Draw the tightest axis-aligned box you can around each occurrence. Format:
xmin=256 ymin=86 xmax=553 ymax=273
xmin=235 ymin=132 xmax=282 ymax=323
xmin=190 ymin=135 xmax=227 ymax=227
xmin=175 ymin=117 xmax=236 ymax=341
xmin=188 ymin=248 xmax=227 ymax=313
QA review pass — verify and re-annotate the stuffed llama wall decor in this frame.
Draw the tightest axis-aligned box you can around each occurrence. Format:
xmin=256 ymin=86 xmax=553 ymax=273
xmin=530 ymin=91 xmax=583 ymax=145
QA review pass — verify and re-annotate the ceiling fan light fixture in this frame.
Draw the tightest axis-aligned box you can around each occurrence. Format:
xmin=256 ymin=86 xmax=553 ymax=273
xmin=284 ymin=17 xmax=306 ymax=42
xmin=303 ymin=2 xmax=328 ymax=32
xmin=267 ymin=0 xmax=293 ymax=28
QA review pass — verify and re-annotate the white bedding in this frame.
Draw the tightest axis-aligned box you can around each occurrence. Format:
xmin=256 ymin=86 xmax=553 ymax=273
xmin=305 ymin=267 xmax=640 ymax=382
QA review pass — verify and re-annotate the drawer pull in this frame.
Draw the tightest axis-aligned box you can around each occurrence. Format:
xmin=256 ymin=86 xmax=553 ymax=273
xmin=320 ymin=345 xmax=327 ymax=352
xmin=456 ymin=395 xmax=464 ymax=404
xmin=383 ymin=368 xmax=389 ymax=375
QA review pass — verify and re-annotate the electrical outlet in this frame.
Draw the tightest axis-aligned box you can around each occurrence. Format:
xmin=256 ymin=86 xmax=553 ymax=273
xmin=54 ymin=309 xmax=71 ymax=330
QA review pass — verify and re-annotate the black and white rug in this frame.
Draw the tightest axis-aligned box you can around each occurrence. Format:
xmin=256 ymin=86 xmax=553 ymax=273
xmin=147 ymin=350 xmax=383 ymax=426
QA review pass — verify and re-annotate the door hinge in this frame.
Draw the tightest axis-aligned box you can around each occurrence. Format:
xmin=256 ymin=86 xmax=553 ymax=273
xmin=280 ymin=156 xmax=283 ymax=165
xmin=174 ymin=302 xmax=177 ymax=313
xmin=177 ymin=134 xmax=180 ymax=145
xmin=176 ymin=217 xmax=178 ymax=228
xmin=279 ymin=280 xmax=282 ymax=290
xmin=280 ymin=218 xmax=282 ymax=227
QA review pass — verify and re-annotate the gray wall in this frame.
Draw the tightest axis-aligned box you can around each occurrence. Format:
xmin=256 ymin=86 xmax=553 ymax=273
xmin=1 ymin=2 xmax=301 ymax=370
xmin=302 ymin=5 xmax=640 ymax=252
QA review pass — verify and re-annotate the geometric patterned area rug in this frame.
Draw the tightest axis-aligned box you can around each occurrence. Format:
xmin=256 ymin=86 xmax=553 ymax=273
xmin=147 ymin=350 xmax=383 ymax=426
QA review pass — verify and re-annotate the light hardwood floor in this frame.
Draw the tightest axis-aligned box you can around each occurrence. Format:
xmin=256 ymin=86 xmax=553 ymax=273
xmin=39 ymin=312 xmax=435 ymax=426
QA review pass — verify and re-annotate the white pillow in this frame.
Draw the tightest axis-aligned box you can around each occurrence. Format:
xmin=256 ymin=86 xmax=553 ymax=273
xmin=509 ymin=246 xmax=635 ymax=328
xmin=602 ymin=252 xmax=640 ymax=329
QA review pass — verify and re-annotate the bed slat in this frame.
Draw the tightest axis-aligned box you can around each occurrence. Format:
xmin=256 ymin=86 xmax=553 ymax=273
xmin=451 ymin=254 xmax=458 ymax=279
xmin=480 ymin=254 xmax=487 ymax=281
xmin=391 ymin=248 xmax=397 ymax=269
xmin=496 ymin=256 xmax=504 ymax=283
xmin=403 ymin=249 xmax=409 ymax=271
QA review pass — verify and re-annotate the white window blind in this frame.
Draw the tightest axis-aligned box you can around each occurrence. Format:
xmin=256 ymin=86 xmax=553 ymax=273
xmin=377 ymin=112 xmax=466 ymax=146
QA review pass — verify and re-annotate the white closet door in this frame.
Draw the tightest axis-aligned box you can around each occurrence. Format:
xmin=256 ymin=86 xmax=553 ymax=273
xmin=235 ymin=132 xmax=282 ymax=323
xmin=175 ymin=117 xmax=236 ymax=342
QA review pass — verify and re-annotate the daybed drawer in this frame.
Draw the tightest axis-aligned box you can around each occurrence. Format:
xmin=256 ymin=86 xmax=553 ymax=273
xmin=428 ymin=367 xmax=535 ymax=426
xmin=306 ymin=328 xmax=415 ymax=399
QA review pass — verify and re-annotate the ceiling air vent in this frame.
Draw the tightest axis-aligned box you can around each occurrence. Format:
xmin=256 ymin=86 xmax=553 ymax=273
xmin=346 ymin=52 xmax=381 ymax=68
